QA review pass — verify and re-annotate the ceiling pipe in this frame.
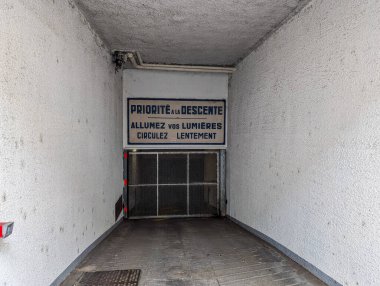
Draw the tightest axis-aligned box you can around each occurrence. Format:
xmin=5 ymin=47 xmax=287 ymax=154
xmin=125 ymin=51 xmax=236 ymax=74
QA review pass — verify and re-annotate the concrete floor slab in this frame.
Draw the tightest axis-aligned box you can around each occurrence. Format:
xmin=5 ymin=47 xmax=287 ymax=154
xmin=62 ymin=218 xmax=326 ymax=286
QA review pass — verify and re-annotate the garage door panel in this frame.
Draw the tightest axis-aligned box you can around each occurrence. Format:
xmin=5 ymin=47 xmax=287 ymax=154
xmin=189 ymin=185 xmax=218 ymax=215
xmin=158 ymin=185 xmax=187 ymax=215
xmin=127 ymin=151 xmax=219 ymax=218
xmin=129 ymin=186 xmax=157 ymax=217
xmin=158 ymin=154 xmax=187 ymax=184
xmin=189 ymin=153 xmax=218 ymax=183
xmin=128 ymin=154 xmax=157 ymax=185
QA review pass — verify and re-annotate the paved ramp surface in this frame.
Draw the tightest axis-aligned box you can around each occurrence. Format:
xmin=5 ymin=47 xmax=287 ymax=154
xmin=62 ymin=218 xmax=326 ymax=286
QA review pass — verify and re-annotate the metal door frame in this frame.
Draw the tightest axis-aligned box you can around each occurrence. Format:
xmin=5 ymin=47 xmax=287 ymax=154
xmin=127 ymin=151 xmax=220 ymax=219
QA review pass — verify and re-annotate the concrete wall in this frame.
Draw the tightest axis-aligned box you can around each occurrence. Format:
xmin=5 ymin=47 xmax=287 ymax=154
xmin=123 ymin=69 xmax=228 ymax=149
xmin=0 ymin=1 xmax=123 ymax=285
xmin=228 ymin=1 xmax=380 ymax=285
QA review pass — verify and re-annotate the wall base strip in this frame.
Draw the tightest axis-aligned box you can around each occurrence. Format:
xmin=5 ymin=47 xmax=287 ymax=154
xmin=50 ymin=218 xmax=123 ymax=286
xmin=227 ymin=216 xmax=342 ymax=286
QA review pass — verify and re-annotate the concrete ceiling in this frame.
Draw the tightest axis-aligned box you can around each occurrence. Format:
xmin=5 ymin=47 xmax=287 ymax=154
xmin=75 ymin=0 xmax=304 ymax=66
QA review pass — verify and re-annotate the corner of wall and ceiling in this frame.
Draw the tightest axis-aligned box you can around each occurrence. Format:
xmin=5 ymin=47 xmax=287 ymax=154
xmin=234 ymin=0 xmax=315 ymax=68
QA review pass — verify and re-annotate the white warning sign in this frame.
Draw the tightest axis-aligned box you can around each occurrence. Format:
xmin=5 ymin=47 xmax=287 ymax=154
xmin=127 ymin=98 xmax=226 ymax=145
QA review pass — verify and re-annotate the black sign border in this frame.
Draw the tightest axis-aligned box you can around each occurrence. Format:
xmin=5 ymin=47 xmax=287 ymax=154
xmin=127 ymin=98 xmax=226 ymax=145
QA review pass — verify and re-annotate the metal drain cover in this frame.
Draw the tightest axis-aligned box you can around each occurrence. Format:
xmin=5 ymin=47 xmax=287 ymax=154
xmin=78 ymin=270 xmax=141 ymax=286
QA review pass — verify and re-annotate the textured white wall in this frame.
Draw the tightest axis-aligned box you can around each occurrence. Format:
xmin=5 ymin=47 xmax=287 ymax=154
xmin=228 ymin=1 xmax=380 ymax=285
xmin=0 ymin=1 xmax=123 ymax=285
xmin=123 ymin=69 xmax=228 ymax=148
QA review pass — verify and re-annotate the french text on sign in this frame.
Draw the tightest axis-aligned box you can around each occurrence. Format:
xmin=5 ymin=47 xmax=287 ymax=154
xmin=127 ymin=98 xmax=226 ymax=145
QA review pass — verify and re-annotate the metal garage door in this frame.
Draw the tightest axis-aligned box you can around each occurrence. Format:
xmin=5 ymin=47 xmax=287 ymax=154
xmin=127 ymin=151 xmax=219 ymax=218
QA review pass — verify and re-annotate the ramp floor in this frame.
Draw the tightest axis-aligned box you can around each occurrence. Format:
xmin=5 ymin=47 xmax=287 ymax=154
xmin=62 ymin=218 xmax=326 ymax=286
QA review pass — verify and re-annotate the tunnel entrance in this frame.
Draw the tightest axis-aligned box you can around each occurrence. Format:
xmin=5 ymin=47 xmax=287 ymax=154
xmin=127 ymin=151 xmax=220 ymax=218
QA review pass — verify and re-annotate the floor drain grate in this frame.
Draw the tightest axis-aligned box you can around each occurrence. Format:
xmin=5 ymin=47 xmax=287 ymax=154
xmin=78 ymin=269 xmax=141 ymax=286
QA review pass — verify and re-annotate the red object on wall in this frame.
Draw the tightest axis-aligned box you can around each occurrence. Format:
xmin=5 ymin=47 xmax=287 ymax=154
xmin=0 ymin=222 xmax=14 ymax=239
xmin=124 ymin=179 xmax=128 ymax=186
xmin=123 ymin=152 xmax=128 ymax=159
